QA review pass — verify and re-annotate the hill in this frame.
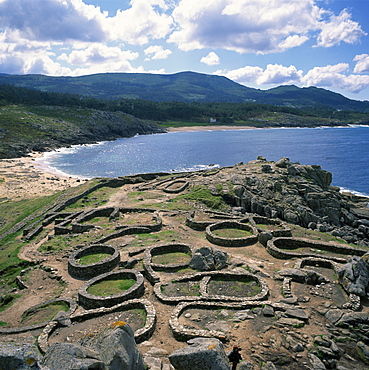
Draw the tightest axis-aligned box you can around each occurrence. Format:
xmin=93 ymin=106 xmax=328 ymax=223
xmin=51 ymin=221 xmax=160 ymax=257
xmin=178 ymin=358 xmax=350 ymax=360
xmin=0 ymin=105 xmax=164 ymax=159
xmin=1 ymin=71 xmax=369 ymax=111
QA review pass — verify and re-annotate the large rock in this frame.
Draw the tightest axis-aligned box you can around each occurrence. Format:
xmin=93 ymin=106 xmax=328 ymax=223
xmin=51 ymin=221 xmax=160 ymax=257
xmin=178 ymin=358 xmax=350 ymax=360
xmin=42 ymin=322 xmax=144 ymax=370
xmin=79 ymin=322 xmax=144 ymax=370
xmin=189 ymin=246 xmax=227 ymax=271
xmin=42 ymin=342 xmax=104 ymax=370
xmin=337 ymin=252 xmax=369 ymax=297
xmin=0 ymin=343 xmax=44 ymax=370
xmin=169 ymin=337 xmax=229 ymax=370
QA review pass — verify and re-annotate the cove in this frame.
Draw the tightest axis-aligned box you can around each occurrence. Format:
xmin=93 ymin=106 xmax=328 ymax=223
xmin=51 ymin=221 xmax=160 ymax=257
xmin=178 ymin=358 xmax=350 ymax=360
xmin=40 ymin=126 xmax=369 ymax=197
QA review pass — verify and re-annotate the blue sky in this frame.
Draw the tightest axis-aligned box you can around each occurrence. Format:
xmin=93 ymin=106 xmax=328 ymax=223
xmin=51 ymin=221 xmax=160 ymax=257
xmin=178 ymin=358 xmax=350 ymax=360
xmin=1 ymin=0 xmax=369 ymax=100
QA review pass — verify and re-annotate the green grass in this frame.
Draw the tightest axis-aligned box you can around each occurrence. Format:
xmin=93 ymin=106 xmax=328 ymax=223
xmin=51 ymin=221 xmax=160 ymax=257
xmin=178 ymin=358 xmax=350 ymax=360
xmin=212 ymin=228 xmax=253 ymax=238
xmin=151 ymin=252 xmax=191 ymax=265
xmin=129 ymin=230 xmax=183 ymax=248
xmin=87 ymin=278 xmax=136 ymax=296
xmin=173 ymin=185 xmax=228 ymax=210
xmin=77 ymin=252 xmax=111 ymax=265
xmin=0 ymin=321 xmax=7 ymax=326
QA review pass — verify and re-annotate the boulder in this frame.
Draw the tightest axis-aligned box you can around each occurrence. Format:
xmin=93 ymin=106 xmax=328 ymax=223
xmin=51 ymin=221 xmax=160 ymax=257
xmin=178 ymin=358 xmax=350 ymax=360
xmin=0 ymin=343 xmax=43 ymax=370
xmin=79 ymin=322 xmax=144 ymax=370
xmin=169 ymin=337 xmax=229 ymax=370
xmin=337 ymin=252 xmax=369 ymax=297
xmin=42 ymin=342 xmax=104 ymax=370
xmin=189 ymin=246 xmax=227 ymax=271
xmin=42 ymin=322 xmax=144 ymax=370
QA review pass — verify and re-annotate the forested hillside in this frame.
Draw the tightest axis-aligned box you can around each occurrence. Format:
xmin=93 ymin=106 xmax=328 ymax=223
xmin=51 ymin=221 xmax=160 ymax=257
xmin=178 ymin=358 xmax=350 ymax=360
xmin=1 ymin=71 xmax=369 ymax=111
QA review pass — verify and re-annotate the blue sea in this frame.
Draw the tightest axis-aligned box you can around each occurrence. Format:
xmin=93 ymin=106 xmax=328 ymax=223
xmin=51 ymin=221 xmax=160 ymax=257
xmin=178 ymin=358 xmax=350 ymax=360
xmin=39 ymin=126 xmax=369 ymax=197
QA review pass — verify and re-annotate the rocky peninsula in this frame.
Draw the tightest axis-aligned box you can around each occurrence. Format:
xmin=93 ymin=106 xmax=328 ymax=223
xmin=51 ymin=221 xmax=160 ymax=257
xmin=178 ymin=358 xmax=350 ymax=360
xmin=0 ymin=156 xmax=369 ymax=369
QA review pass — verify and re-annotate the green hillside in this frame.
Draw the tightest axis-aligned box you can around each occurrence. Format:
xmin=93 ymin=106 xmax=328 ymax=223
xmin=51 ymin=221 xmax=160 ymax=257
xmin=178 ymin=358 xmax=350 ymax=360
xmin=1 ymin=71 xmax=368 ymax=111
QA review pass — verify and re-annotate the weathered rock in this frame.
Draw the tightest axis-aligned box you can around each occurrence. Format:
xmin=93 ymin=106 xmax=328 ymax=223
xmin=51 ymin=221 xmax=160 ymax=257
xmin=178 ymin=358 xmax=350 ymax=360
xmin=337 ymin=253 xmax=369 ymax=297
xmin=42 ymin=342 xmax=104 ymax=370
xmin=189 ymin=246 xmax=227 ymax=271
xmin=79 ymin=323 xmax=144 ymax=370
xmin=357 ymin=341 xmax=369 ymax=364
xmin=0 ymin=343 xmax=44 ymax=370
xmin=169 ymin=337 xmax=229 ymax=370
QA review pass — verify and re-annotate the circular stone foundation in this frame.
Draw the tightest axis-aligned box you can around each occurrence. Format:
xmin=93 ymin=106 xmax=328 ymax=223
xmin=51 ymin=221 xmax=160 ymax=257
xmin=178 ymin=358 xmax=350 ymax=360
xmin=206 ymin=221 xmax=258 ymax=247
xmin=78 ymin=269 xmax=144 ymax=309
xmin=68 ymin=244 xmax=120 ymax=280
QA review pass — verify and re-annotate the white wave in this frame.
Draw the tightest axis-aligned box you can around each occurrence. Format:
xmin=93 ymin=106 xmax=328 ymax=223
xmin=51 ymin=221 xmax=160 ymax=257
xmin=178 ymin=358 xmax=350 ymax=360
xmin=339 ymin=187 xmax=369 ymax=199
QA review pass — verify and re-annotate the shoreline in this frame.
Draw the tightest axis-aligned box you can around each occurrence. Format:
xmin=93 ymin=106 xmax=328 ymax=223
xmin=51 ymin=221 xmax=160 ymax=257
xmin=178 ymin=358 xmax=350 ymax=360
xmin=1 ymin=124 xmax=368 ymax=201
xmin=0 ymin=152 xmax=88 ymax=201
xmin=166 ymin=125 xmax=257 ymax=132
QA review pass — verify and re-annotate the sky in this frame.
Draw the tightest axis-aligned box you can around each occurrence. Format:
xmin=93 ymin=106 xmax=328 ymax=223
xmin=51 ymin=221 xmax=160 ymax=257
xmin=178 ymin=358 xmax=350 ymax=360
xmin=1 ymin=0 xmax=369 ymax=101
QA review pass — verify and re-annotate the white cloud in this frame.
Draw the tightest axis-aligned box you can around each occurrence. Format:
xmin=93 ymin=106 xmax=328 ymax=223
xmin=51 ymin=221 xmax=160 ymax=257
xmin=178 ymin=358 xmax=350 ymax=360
xmin=216 ymin=66 xmax=263 ymax=83
xmin=301 ymin=63 xmax=350 ymax=87
xmin=302 ymin=63 xmax=369 ymax=93
xmin=353 ymin=54 xmax=369 ymax=74
xmin=168 ymin=0 xmax=365 ymax=54
xmin=200 ymin=52 xmax=220 ymax=66
xmin=144 ymin=45 xmax=172 ymax=61
xmin=58 ymin=44 xmax=138 ymax=66
xmin=218 ymin=64 xmax=302 ymax=85
xmin=109 ymin=0 xmax=173 ymax=45
xmin=218 ymin=62 xmax=369 ymax=94
xmin=0 ymin=0 xmax=107 ymax=42
xmin=316 ymin=9 xmax=366 ymax=48
xmin=257 ymin=64 xmax=303 ymax=85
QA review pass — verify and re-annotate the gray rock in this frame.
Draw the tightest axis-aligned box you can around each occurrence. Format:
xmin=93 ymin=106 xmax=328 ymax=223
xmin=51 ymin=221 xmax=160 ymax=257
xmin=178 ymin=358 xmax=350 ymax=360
xmin=144 ymin=356 xmax=163 ymax=370
xmin=169 ymin=337 xmax=229 ymax=370
xmin=337 ymin=253 xmax=369 ymax=297
xmin=357 ymin=341 xmax=369 ymax=364
xmin=260 ymin=361 xmax=276 ymax=370
xmin=307 ymin=353 xmax=326 ymax=369
xmin=325 ymin=309 xmax=344 ymax=324
xmin=258 ymin=232 xmax=273 ymax=246
xmin=0 ymin=343 xmax=44 ymax=370
xmin=285 ymin=308 xmax=309 ymax=320
xmin=42 ymin=342 xmax=104 ymax=370
xmin=238 ymin=361 xmax=255 ymax=369
xmin=80 ymin=323 xmax=144 ymax=370
xmin=189 ymin=246 xmax=227 ymax=271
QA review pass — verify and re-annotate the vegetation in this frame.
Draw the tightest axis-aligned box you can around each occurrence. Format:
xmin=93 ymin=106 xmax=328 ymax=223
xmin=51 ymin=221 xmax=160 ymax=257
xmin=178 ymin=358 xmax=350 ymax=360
xmin=87 ymin=278 xmax=136 ymax=296
xmin=21 ymin=301 xmax=70 ymax=325
xmin=77 ymin=253 xmax=112 ymax=265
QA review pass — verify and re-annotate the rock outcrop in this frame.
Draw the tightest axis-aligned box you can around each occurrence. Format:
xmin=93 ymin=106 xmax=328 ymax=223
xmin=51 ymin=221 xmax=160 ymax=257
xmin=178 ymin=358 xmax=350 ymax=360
xmin=169 ymin=337 xmax=229 ymax=370
xmin=338 ymin=252 xmax=369 ymax=297
xmin=0 ymin=323 xmax=144 ymax=370
xmin=189 ymin=246 xmax=228 ymax=271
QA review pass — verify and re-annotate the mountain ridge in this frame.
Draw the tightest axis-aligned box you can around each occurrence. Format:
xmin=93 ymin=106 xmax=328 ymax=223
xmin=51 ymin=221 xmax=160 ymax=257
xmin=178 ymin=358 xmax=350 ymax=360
xmin=0 ymin=71 xmax=368 ymax=111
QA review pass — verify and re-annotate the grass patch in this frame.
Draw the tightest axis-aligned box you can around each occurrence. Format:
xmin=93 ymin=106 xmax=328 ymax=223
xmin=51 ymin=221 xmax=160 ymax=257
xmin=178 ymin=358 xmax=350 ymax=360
xmin=0 ymin=321 xmax=7 ymax=326
xmin=87 ymin=278 xmax=136 ymax=296
xmin=173 ymin=185 xmax=228 ymax=210
xmin=151 ymin=251 xmax=191 ymax=265
xmin=161 ymin=282 xmax=201 ymax=297
xmin=77 ymin=252 xmax=112 ymax=265
xmin=129 ymin=230 xmax=183 ymax=248
xmin=212 ymin=228 xmax=253 ymax=238
xmin=21 ymin=301 xmax=70 ymax=326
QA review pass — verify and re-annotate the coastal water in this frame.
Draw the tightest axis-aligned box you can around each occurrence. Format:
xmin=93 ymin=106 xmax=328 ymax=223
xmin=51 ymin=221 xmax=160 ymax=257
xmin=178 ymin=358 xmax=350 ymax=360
xmin=39 ymin=126 xmax=369 ymax=197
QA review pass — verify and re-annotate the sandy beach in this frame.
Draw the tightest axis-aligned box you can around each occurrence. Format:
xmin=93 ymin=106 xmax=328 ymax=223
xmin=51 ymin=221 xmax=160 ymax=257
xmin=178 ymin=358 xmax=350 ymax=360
xmin=0 ymin=153 xmax=87 ymax=201
xmin=166 ymin=125 xmax=256 ymax=132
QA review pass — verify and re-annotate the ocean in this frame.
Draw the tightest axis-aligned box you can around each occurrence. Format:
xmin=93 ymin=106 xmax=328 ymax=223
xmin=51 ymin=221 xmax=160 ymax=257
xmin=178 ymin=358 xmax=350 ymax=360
xmin=38 ymin=126 xmax=369 ymax=197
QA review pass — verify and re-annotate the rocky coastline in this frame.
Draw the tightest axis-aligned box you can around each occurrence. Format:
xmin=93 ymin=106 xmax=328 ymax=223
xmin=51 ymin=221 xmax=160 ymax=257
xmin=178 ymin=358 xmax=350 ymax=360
xmin=0 ymin=157 xmax=369 ymax=369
